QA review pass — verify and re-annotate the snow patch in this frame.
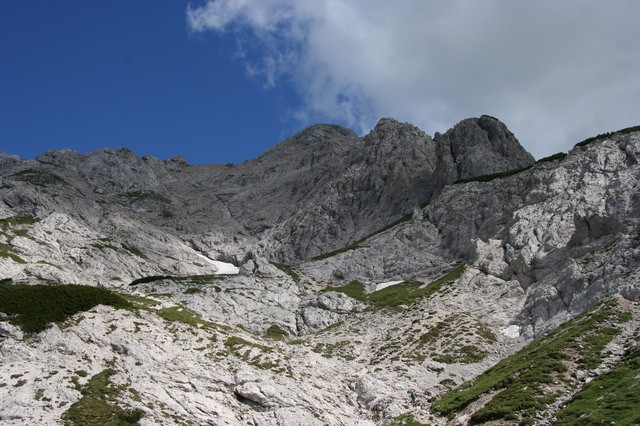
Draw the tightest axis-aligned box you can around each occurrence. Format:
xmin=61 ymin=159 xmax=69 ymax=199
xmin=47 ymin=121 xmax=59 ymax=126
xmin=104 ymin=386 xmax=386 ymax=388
xmin=194 ymin=252 xmax=239 ymax=275
xmin=375 ymin=280 xmax=404 ymax=291
xmin=500 ymin=325 xmax=520 ymax=338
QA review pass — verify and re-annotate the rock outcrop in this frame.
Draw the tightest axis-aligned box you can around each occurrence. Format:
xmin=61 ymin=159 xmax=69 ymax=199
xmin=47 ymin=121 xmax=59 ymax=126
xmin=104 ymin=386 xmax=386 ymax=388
xmin=1 ymin=117 xmax=639 ymax=425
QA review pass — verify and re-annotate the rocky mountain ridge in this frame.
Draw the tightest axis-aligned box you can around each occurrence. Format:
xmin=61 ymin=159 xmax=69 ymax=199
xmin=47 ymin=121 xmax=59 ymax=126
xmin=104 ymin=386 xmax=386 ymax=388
xmin=1 ymin=115 xmax=534 ymax=265
xmin=1 ymin=117 xmax=639 ymax=425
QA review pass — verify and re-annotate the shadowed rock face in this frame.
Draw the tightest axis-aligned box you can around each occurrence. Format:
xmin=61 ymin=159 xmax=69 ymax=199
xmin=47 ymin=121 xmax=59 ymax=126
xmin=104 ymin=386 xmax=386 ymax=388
xmin=433 ymin=115 xmax=535 ymax=189
xmin=0 ymin=116 xmax=534 ymax=261
xmin=230 ymin=116 xmax=534 ymax=259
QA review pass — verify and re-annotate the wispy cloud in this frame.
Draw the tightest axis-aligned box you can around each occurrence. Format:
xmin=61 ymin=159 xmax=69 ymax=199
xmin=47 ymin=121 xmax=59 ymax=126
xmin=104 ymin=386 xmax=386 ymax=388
xmin=187 ymin=0 xmax=640 ymax=157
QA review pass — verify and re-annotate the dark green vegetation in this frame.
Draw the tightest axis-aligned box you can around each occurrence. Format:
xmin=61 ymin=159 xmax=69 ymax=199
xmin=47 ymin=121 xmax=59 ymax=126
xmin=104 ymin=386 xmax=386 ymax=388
xmin=62 ymin=369 xmax=144 ymax=425
xmin=271 ymin=262 xmax=300 ymax=283
xmin=454 ymin=166 xmax=532 ymax=184
xmin=454 ymin=150 xmax=569 ymax=185
xmin=454 ymin=125 xmax=640 ymax=186
xmin=323 ymin=265 xmax=465 ymax=311
xmin=0 ymin=215 xmax=39 ymax=229
xmin=129 ymin=274 xmax=226 ymax=286
xmin=10 ymin=169 xmax=65 ymax=187
xmin=90 ymin=239 xmax=152 ymax=262
xmin=536 ymin=152 xmax=567 ymax=163
xmin=0 ymin=282 xmax=130 ymax=333
xmin=575 ymin=124 xmax=640 ymax=148
xmin=556 ymin=344 xmax=640 ymax=425
xmin=264 ymin=324 xmax=289 ymax=340
xmin=369 ymin=265 xmax=465 ymax=310
xmin=120 ymin=244 xmax=147 ymax=260
xmin=0 ymin=242 xmax=26 ymax=263
xmin=432 ymin=299 xmax=629 ymax=424
xmin=310 ymin=212 xmax=413 ymax=260
xmin=312 ymin=339 xmax=356 ymax=360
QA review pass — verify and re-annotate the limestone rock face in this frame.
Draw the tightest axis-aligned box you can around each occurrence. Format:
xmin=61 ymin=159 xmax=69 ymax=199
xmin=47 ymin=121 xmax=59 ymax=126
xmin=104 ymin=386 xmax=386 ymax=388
xmin=0 ymin=116 xmax=534 ymax=264
xmin=434 ymin=115 xmax=535 ymax=187
xmin=1 ymin=117 xmax=640 ymax=425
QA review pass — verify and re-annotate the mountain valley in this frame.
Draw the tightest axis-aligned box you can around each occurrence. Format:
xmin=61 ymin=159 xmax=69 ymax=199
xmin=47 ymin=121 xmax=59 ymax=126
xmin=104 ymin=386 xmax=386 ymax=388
xmin=1 ymin=116 xmax=639 ymax=425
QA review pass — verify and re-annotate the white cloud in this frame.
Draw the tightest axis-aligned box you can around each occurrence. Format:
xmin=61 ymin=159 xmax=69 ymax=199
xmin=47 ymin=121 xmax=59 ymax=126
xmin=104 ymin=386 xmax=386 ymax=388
xmin=187 ymin=0 xmax=640 ymax=157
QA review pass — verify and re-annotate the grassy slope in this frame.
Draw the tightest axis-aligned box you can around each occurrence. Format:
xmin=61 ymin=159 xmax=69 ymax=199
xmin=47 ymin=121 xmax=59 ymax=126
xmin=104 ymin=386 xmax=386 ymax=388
xmin=431 ymin=299 xmax=631 ymax=424
xmin=556 ymin=342 xmax=640 ymax=425
xmin=323 ymin=265 xmax=465 ymax=311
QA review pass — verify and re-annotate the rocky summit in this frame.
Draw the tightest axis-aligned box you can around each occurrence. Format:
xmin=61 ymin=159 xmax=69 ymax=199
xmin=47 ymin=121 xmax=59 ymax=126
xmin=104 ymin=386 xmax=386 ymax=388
xmin=0 ymin=116 xmax=638 ymax=425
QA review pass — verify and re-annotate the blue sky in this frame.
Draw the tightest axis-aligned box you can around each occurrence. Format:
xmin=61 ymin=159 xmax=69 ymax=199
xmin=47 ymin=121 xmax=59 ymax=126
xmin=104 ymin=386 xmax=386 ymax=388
xmin=2 ymin=1 xmax=639 ymax=164
xmin=0 ymin=0 xmax=299 ymax=164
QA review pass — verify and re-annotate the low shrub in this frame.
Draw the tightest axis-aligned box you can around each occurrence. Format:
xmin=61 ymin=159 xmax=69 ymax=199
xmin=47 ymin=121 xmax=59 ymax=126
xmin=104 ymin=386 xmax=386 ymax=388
xmin=0 ymin=282 xmax=130 ymax=333
xmin=575 ymin=125 xmax=640 ymax=148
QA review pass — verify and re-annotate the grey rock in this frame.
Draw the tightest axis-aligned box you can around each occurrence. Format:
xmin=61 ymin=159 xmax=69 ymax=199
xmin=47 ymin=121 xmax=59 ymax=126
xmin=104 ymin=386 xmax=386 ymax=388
xmin=314 ymin=292 xmax=366 ymax=313
xmin=1 ymin=117 xmax=639 ymax=425
xmin=433 ymin=115 xmax=535 ymax=188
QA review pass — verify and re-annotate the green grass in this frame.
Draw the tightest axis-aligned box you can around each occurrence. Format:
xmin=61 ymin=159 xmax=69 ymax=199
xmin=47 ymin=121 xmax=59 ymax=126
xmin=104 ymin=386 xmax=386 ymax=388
xmin=0 ymin=282 xmax=130 ymax=333
xmin=0 ymin=243 xmax=26 ymax=263
xmin=556 ymin=345 xmax=640 ymax=425
xmin=368 ymin=281 xmax=426 ymax=309
xmin=383 ymin=313 xmax=494 ymax=365
xmin=120 ymin=244 xmax=147 ymax=260
xmin=310 ymin=212 xmax=413 ymax=261
xmin=321 ymin=280 xmax=368 ymax=302
xmin=322 ymin=265 xmax=465 ymax=311
xmin=120 ymin=294 xmax=160 ymax=309
xmin=575 ymin=125 xmax=640 ymax=148
xmin=0 ymin=215 xmax=39 ymax=229
xmin=91 ymin=242 xmax=120 ymax=251
xmin=456 ymin=345 xmax=488 ymax=363
xmin=224 ymin=336 xmax=273 ymax=353
xmin=37 ymin=260 xmax=64 ymax=270
xmin=270 ymin=262 xmax=300 ymax=283
xmin=369 ymin=265 xmax=465 ymax=309
xmin=389 ymin=413 xmax=427 ymax=425
xmin=223 ymin=336 xmax=283 ymax=371
xmin=431 ymin=300 xmax=625 ymax=424
xmin=120 ymin=294 xmax=230 ymax=331
xmin=319 ymin=321 xmax=344 ymax=333
xmin=62 ymin=369 xmax=144 ymax=425
xmin=264 ymin=324 xmax=288 ymax=340
xmin=155 ymin=306 xmax=215 ymax=328
xmin=312 ymin=340 xmax=354 ymax=359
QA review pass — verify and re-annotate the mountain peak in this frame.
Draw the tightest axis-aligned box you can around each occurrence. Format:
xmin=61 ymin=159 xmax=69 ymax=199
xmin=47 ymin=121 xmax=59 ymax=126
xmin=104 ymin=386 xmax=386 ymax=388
xmin=434 ymin=115 xmax=535 ymax=182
